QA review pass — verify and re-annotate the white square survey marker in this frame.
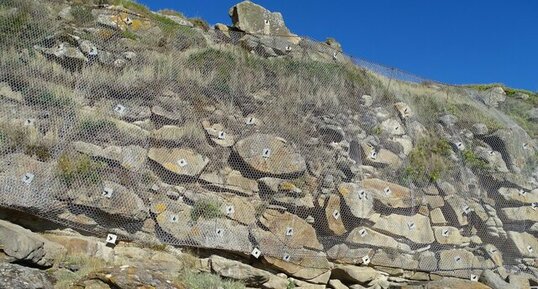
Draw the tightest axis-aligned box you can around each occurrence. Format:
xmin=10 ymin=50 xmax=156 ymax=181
xmin=285 ymin=227 xmax=294 ymax=236
xmin=359 ymin=228 xmax=368 ymax=237
xmin=114 ymin=104 xmax=125 ymax=114
xmin=262 ymin=148 xmax=271 ymax=158
xmin=24 ymin=118 xmax=35 ymax=126
xmin=102 ymin=187 xmax=113 ymax=199
xmin=217 ymin=131 xmax=226 ymax=139
xmin=332 ymin=210 xmax=340 ymax=220
xmin=22 ymin=173 xmax=34 ymax=184
xmin=251 ymin=247 xmax=262 ymax=258
xmin=362 ymin=255 xmax=370 ymax=265
xmin=383 ymin=187 xmax=392 ymax=196
xmin=225 ymin=205 xmax=235 ymax=215
xmin=177 ymin=159 xmax=188 ymax=167
xmin=106 ymin=233 xmax=118 ymax=245
xmin=282 ymin=253 xmax=291 ymax=262
xmin=470 ymin=274 xmax=478 ymax=282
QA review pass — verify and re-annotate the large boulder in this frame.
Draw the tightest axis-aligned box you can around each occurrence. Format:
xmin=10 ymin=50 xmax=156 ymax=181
xmin=67 ymin=181 xmax=148 ymax=221
xmin=372 ymin=214 xmax=435 ymax=244
xmin=73 ymin=141 xmax=147 ymax=172
xmin=337 ymin=182 xmax=374 ymax=219
xmin=229 ymin=1 xmax=292 ymax=36
xmin=361 ymin=178 xmax=419 ymax=209
xmin=346 ymin=226 xmax=411 ymax=252
xmin=257 ymin=209 xmax=322 ymax=250
xmin=0 ymin=263 xmax=54 ymax=289
xmin=234 ymin=134 xmax=306 ymax=177
xmin=188 ymin=218 xmax=252 ymax=253
xmin=210 ymin=255 xmax=288 ymax=288
xmin=507 ymin=231 xmax=538 ymax=258
xmin=0 ymin=220 xmax=65 ymax=267
xmin=148 ymin=147 xmax=209 ymax=177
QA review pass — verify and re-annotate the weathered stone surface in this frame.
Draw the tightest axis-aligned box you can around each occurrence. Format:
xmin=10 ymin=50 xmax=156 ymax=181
xmin=482 ymin=269 xmax=519 ymax=289
xmin=380 ymin=118 xmax=406 ymax=136
xmin=0 ymin=82 xmax=23 ymax=102
xmin=432 ymin=226 xmax=470 ymax=245
xmin=151 ymin=125 xmax=191 ymax=143
xmin=401 ymin=277 xmax=493 ymax=289
xmin=234 ymin=134 xmax=306 ymax=177
xmin=361 ymin=178 xmax=418 ymax=209
xmin=372 ymin=214 xmax=435 ymax=244
xmin=221 ymin=195 xmax=257 ymax=225
xmin=73 ymin=141 xmax=147 ymax=172
xmin=438 ymin=249 xmax=481 ymax=270
xmin=201 ymin=170 xmax=259 ymax=196
xmin=500 ymin=206 xmax=538 ymax=222
xmin=346 ymin=226 xmax=411 ymax=252
xmin=444 ymin=194 xmax=471 ymax=226
xmin=475 ymin=147 xmax=509 ymax=173
xmin=68 ymin=180 xmax=148 ymax=221
xmin=202 ymin=120 xmax=235 ymax=147
xmin=189 ymin=218 xmax=252 ymax=253
xmin=394 ymin=102 xmax=413 ymax=119
xmin=0 ymin=220 xmax=65 ymax=267
xmin=430 ymin=208 xmax=447 ymax=225
xmin=0 ymin=263 xmax=54 ymax=289
xmin=488 ymin=128 xmax=535 ymax=173
xmin=148 ymin=147 xmax=209 ymax=177
xmin=331 ymin=264 xmax=382 ymax=284
xmin=210 ymin=255 xmax=287 ymax=288
xmin=0 ymin=154 xmax=62 ymax=211
xmin=229 ymin=1 xmax=292 ymax=36
xmin=326 ymin=244 xmax=373 ymax=265
xmin=36 ymin=43 xmax=88 ymax=64
xmin=497 ymin=187 xmax=538 ymax=205
xmin=418 ymin=251 xmax=438 ymax=271
xmin=73 ymin=265 xmax=182 ymax=289
xmin=360 ymin=143 xmax=402 ymax=168
xmin=507 ymin=231 xmax=538 ymax=258
xmin=337 ymin=183 xmax=374 ymax=219
xmin=257 ymin=209 xmax=322 ymax=250
xmin=481 ymin=86 xmax=506 ymax=107
xmin=324 ymin=194 xmax=346 ymax=236
xmin=153 ymin=201 xmax=192 ymax=239
xmin=371 ymin=249 xmax=419 ymax=270
xmin=328 ymin=279 xmax=349 ymax=289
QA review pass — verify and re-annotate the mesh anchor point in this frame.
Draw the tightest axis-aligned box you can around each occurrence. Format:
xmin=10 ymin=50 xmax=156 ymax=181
xmin=251 ymin=247 xmax=262 ymax=258
xmin=177 ymin=159 xmax=188 ymax=167
xmin=114 ymin=104 xmax=126 ymax=114
xmin=217 ymin=131 xmax=226 ymax=140
xmin=106 ymin=233 xmax=118 ymax=246
xmin=332 ymin=210 xmax=340 ymax=220
xmin=22 ymin=173 xmax=34 ymax=184
xmin=285 ymin=227 xmax=294 ymax=236
xmin=24 ymin=118 xmax=35 ymax=126
xmin=102 ymin=187 xmax=113 ymax=199
xmin=262 ymin=148 xmax=271 ymax=158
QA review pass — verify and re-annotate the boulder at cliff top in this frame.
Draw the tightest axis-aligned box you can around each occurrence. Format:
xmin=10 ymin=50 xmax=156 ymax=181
xmin=229 ymin=1 xmax=292 ymax=36
xmin=234 ymin=134 xmax=306 ymax=177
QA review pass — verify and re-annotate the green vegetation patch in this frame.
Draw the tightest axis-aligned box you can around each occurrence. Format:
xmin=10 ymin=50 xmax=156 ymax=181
xmin=462 ymin=149 xmax=490 ymax=171
xmin=71 ymin=5 xmax=95 ymax=25
xmin=57 ymin=152 xmax=104 ymax=187
xmin=402 ymin=136 xmax=453 ymax=186
xmin=179 ymin=271 xmax=245 ymax=289
xmin=190 ymin=198 xmax=223 ymax=221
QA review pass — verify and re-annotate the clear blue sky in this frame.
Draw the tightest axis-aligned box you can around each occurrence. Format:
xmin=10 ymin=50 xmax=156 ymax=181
xmin=139 ymin=0 xmax=538 ymax=91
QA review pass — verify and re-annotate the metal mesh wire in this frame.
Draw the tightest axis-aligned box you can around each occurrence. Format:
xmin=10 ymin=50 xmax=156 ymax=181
xmin=0 ymin=0 xmax=537 ymax=281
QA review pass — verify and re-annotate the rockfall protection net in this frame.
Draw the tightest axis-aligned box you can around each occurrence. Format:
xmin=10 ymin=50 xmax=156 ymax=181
xmin=1 ymin=0 xmax=537 ymax=283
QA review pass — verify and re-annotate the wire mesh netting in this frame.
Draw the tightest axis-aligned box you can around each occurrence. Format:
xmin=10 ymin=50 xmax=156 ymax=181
xmin=1 ymin=0 xmax=538 ymax=283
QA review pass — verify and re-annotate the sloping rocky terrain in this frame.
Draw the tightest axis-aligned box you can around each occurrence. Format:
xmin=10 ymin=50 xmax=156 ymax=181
xmin=0 ymin=0 xmax=537 ymax=288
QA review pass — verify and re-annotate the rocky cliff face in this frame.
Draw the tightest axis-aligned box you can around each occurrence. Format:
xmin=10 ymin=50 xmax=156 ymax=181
xmin=0 ymin=0 xmax=537 ymax=288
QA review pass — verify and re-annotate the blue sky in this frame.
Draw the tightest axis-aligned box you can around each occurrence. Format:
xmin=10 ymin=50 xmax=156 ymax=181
xmin=139 ymin=0 xmax=538 ymax=91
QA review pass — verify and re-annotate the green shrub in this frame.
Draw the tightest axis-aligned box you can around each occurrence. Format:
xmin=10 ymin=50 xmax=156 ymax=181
xmin=462 ymin=149 xmax=489 ymax=171
xmin=190 ymin=198 xmax=223 ymax=221
xmin=402 ymin=136 xmax=453 ymax=186
xmin=57 ymin=152 xmax=104 ymax=187
xmin=71 ymin=5 xmax=95 ymax=25
xmin=25 ymin=144 xmax=52 ymax=162
xmin=24 ymin=89 xmax=72 ymax=109
xmin=0 ymin=0 xmax=52 ymax=48
xmin=189 ymin=17 xmax=210 ymax=31
xmin=78 ymin=118 xmax=118 ymax=138
xmin=179 ymin=271 xmax=245 ymax=289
